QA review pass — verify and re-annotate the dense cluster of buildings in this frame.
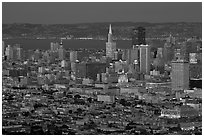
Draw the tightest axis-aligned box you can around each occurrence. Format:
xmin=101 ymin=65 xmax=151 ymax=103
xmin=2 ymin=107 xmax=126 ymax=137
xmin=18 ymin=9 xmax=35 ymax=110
xmin=2 ymin=24 xmax=202 ymax=135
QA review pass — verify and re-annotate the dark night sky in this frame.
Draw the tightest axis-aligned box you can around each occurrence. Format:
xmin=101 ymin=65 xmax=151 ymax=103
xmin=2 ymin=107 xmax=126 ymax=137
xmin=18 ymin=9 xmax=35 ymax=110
xmin=2 ymin=2 xmax=202 ymax=24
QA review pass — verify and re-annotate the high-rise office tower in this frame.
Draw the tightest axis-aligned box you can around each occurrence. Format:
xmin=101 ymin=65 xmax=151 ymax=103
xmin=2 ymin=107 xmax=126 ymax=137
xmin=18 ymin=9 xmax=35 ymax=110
xmin=70 ymin=51 xmax=78 ymax=62
xmin=106 ymin=24 xmax=116 ymax=59
xmin=153 ymin=48 xmax=165 ymax=73
xmin=156 ymin=48 xmax=163 ymax=58
xmin=132 ymin=27 xmax=147 ymax=75
xmin=16 ymin=46 xmax=23 ymax=60
xmin=132 ymin=27 xmax=146 ymax=46
xmin=58 ymin=40 xmax=65 ymax=60
xmin=58 ymin=46 xmax=65 ymax=60
xmin=131 ymin=26 xmax=150 ymax=75
xmin=50 ymin=42 xmax=60 ymax=51
xmin=75 ymin=62 xmax=86 ymax=78
xmin=113 ymin=51 xmax=118 ymax=60
xmin=117 ymin=50 xmax=123 ymax=60
xmin=5 ymin=45 xmax=13 ymax=60
xmin=123 ymin=49 xmax=139 ymax=65
xmin=171 ymin=60 xmax=189 ymax=91
xmin=2 ymin=41 xmax=5 ymax=56
xmin=163 ymin=34 xmax=175 ymax=64
xmin=130 ymin=49 xmax=139 ymax=64
xmin=132 ymin=59 xmax=140 ymax=73
xmin=11 ymin=44 xmax=23 ymax=61
xmin=139 ymin=45 xmax=150 ymax=74
xmin=132 ymin=28 xmax=138 ymax=46
xmin=50 ymin=42 xmax=55 ymax=51
xmin=122 ymin=49 xmax=129 ymax=61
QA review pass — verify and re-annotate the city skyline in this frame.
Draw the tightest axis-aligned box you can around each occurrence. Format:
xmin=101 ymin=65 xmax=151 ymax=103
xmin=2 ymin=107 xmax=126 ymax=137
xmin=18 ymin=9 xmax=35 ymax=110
xmin=2 ymin=1 xmax=202 ymax=135
xmin=2 ymin=2 xmax=202 ymax=24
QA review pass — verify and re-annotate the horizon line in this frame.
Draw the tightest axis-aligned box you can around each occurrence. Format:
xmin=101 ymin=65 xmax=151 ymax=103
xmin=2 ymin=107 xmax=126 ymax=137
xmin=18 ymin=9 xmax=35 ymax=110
xmin=2 ymin=21 xmax=202 ymax=25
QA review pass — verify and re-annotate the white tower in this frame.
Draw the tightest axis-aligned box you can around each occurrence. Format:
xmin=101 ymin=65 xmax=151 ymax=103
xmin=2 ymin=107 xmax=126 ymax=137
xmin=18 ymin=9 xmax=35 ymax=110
xmin=106 ymin=24 xmax=116 ymax=59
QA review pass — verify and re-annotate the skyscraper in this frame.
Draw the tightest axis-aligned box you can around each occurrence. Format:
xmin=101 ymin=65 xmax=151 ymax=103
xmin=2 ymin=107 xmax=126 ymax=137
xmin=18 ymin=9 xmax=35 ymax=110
xmin=113 ymin=51 xmax=118 ymax=60
xmin=132 ymin=27 xmax=150 ymax=75
xmin=130 ymin=48 xmax=139 ymax=64
xmin=132 ymin=27 xmax=146 ymax=46
xmin=16 ymin=46 xmax=23 ymax=60
xmin=123 ymin=49 xmax=139 ymax=65
xmin=50 ymin=42 xmax=55 ymax=51
xmin=106 ymin=24 xmax=116 ymax=59
xmin=153 ymin=48 xmax=165 ymax=73
xmin=122 ymin=49 xmax=129 ymax=61
xmin=171 ymin=60 xmax=189 ymax=91
xmin=163 ymin=34 xmax=175 ymax=64
xmin=70 ymin=51 xmax=78 ymax=62
xmin=50 ymin=42 xmax=60 ymax=51
xmin=156 ymin=48 xmax=163 ymax=58
xmin=58 ymin=40 xmax=65 ymax=60
xmin=2 ymin=41 xmax=5 ymax=56
xmin=12 ymin=44 xmax=23 ymax=60
xmin=58 ymin=46 xmax=65 ymax=60
xmin=5 ymin=45 xmax=13 ymax=60
xmin=139 ymin=45 xmax=150 ymax=74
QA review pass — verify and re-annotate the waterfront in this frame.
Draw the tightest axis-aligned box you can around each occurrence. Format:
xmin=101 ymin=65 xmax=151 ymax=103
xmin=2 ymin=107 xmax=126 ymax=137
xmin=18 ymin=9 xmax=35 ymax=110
xmin=3 ymin=39 xmax=166 ymax=50
xmin=3 ymin=39 xmax=132 ymax=50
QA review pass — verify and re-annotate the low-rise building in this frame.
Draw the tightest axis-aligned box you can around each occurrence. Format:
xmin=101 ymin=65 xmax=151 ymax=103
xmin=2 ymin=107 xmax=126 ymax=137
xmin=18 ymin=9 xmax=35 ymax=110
xmin=160 ymin=105 xmax=199 ymax=119
xmin=160 ymin=108 xmax=180 ymax=118
xmin=97 ymin=95 xmax=115 ymax=103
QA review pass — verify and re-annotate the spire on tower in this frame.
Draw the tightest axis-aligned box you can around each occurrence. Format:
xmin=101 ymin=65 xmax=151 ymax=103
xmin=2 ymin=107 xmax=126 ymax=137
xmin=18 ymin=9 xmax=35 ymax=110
xmin=109 ymin=24 xmax=112 ymax=34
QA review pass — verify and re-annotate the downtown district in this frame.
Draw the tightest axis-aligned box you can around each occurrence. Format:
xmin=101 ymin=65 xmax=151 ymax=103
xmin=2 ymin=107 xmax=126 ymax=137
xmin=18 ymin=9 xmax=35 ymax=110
xmin=2 ymin=24 xmax=202 ymax=135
